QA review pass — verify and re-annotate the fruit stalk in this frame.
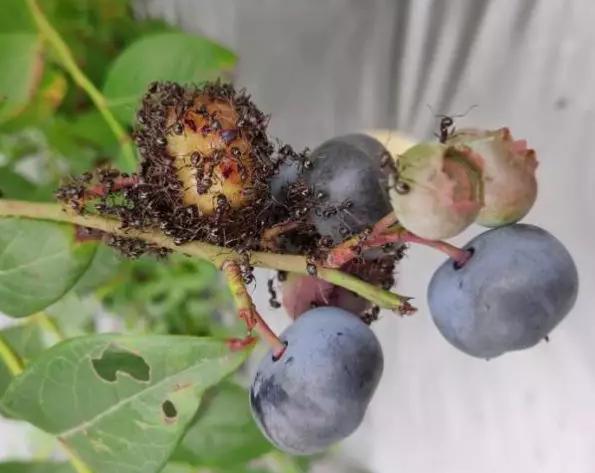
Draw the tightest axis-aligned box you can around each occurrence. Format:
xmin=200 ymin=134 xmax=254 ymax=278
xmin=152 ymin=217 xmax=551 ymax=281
xmin=0 ymin=334 xmax=24 ymax=376
xmin=221 ymin=260 xmax=286 ymax=358
xmin=0 ymin=199 xmax=412 ymax=311
xmin=327 ymin=223 xmax=471 ymax=268
xmin=318 ymin=267 xmax=415 ymax=315
xmin=400 ymin=231 xmax=472 ymax=266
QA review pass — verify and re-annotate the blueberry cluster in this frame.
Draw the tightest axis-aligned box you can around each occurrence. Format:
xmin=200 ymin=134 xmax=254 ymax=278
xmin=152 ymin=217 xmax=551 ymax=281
xmin=249 ymin=123 xmax=578 ymax=455
xmin=56 ymin=81 xmax=579 ymax=455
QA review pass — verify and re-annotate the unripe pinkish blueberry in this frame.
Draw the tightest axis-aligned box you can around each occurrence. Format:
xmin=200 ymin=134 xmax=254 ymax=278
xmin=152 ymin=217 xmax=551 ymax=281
xmin=447 ymin=128 xmax=538 ymax=227
xmin=280 ymin=273 xmax=370 ymax=320
xmin=390 ymin=142 xmax=483 ymax=240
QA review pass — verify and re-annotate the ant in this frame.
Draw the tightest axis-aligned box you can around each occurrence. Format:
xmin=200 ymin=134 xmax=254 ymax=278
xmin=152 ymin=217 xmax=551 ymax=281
xmin=237 ymin=248 xmax=255 ymax=285
xmin=213 ymin=194 xmax=230 ymax=225
xmin=306 ymin=261 xmax=317 ymax=276
xmin=427 ymin=104 xmax=477 ymax=143
xmin=361 ymin=305 xmax=380 ymax=324
xmin=438 ymin=116 xmax=455 ymax=143
xmin=267 ymin=278 xmax=281 ymax=309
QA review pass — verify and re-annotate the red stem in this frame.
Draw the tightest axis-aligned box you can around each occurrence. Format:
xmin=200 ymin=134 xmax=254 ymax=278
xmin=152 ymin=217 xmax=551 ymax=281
xmin=221 ymin=260 xmax=287 ymax=359
xmin=401 ymin=232 xmax=472 ymax=266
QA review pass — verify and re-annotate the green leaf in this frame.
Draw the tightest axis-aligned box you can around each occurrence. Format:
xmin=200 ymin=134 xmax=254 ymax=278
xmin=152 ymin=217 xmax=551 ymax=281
xmin=0 ymin=218 xmax=97 ymax=317
xmin=0 ymin=462 xmax=74 ymax=473
xmin=0 ymin=67 xmax=68 ymax=132
xmin=43 ymin=117 xmax=102 ymax=173
xmin=0 ymin=168 xmax=36 ymax=199
xmin=173 ymin=382 xmax=272 ymax=467
xmin=0 ymin=34 xmax=44 ymax=123
xmin=74 ymin=244 xmax=122 ymax=294
xmin=0 ymin=167 xmax=54 ymax=202
xmin=160 ymin=464 xmax=197 ymax=473
xmin=2 ymin=334 xmax=249 ymax=473
xmin=101 ymin=254 xmax=237 ymax=336
xmin=45 ymin=291 xmax=96 ymax=337
xmin=67 ymin=110 xmax=118 ymax=150
xmin=103 ymin=32 xmax=237 ymax=124
xmin=0 ymin=320 xmax=50 ymax=407
xmin=0 ymin=0 xmax=36 ymax=33
xmin=163 ymin=464 xmax=270 ymax=473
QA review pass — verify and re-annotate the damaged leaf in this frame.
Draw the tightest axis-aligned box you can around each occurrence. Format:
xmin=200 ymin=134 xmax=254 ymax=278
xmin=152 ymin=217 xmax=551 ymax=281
xmin=1 ymin=334 xmax=249 ymax=473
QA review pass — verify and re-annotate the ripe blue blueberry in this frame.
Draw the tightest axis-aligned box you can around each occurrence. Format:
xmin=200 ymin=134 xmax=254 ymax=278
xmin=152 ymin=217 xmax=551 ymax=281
xmin=249 ymin=306 xmax=384 ymax=455
xmin=304 ymin=138 xmax=392 ymax=244
xmin=428 ymin=224 xmax=578 ymax=359
xmin=328 ymin=133 xmax=394 ymax=188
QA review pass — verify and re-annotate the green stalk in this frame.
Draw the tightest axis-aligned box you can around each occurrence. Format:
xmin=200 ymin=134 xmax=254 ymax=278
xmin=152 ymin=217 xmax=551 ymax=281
xmin=0 ymin=334 xmax=24 ymax=376
xmin=0 ymin=199 xmax=413 ymax=312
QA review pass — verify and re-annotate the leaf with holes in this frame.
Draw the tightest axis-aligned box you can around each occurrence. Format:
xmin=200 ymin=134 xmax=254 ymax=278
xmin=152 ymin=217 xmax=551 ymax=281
xmin=172 ymin=382 xmax=272 ymax=466
xmin=1 ymin=334 xmax=249 ymax=473
xmin=0 ymin=462 xmax=74 ymax=473
xmin=103 ymin=32 xmax=237 ymax=124
xmin=0 ymin=33 xmax=44 ymax=123
xmin=0 ymin=218 xmax=97 ymax=317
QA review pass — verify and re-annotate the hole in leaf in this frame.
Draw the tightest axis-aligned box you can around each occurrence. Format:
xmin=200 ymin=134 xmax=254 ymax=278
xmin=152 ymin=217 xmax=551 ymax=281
xmin=162 ymin=400 xmax=177 ymax=419
xmin=92 ymin=345 xmax=150 ymax=383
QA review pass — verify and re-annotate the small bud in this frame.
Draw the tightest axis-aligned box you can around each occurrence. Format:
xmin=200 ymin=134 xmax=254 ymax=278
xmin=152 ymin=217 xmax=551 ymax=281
xmin=390 ymin=142 xmax=483 ymax=240
xmin=447 ymin=128 xmax=538 ymax=227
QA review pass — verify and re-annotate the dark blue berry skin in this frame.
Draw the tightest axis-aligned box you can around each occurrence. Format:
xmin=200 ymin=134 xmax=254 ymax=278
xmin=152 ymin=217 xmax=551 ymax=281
xmin=269 ymin=135 xmax=392 ymax=244
xmin=249 ymin=307 xmax=384 ymax=455
xmin=270 ymin=159 xmax=301 ymax=203
xmin=331 ymin=133 xmax=393 ymax=188
xmin=428 ymin=224 xmax=579 ymax=359
xmin=305 ymin=138 xmax=392 ymax=244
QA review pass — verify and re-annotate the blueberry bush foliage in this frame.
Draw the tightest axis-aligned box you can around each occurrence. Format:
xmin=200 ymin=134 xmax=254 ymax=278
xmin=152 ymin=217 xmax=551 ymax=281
xmin=0 ymin=1 xmax=306 ymax=472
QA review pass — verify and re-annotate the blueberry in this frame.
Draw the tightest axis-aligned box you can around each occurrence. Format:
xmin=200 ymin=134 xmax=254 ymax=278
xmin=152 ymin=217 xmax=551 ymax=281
xmin=280 ymin=273 xmax=371 ymax=319
xmin=249 ymin=307 xmax=383 ymax=454
xmin=329 ymin=134 xmax=394 ymax=188
xmin=428 ymin=224 xmax=578 ymax=358
xmin=390 ymin=142 xmax=483 ymax=239
xmin=304 ymin=139 xmax=392 ymax=244
xmin=270 ymin=159 xmax=301 ymax=202
xmin=447 ymin=128 xmax=538 ymax=227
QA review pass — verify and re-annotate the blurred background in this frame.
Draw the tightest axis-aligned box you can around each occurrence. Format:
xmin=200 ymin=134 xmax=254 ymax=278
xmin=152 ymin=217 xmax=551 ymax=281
xmin=1 ymin=0 xmax=594 ymax=472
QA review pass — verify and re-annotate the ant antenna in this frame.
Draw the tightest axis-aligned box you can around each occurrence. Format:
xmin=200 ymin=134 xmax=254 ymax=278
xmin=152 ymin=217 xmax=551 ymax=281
xmin=427 ymin=104 xmax=478 ymax=143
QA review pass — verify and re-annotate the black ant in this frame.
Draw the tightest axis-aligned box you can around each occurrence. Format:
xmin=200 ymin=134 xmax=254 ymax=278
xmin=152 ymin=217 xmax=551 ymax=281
xmin=306 ymin=256 xmax=318 ymax=277
xmin=361 ymin=305 xmax=380 ymax=324
xmin=428 ymin=104 xmax=477 ymax=143
xmin=236 ymin=248 xmax=255 ymax=285
xmin=438 ymin=116 xmax=455 ymax=143
xmin=213 ymin=194 xmax=230 ymax=225
xmin=267 ymin=278 xmax=281 ymax=309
